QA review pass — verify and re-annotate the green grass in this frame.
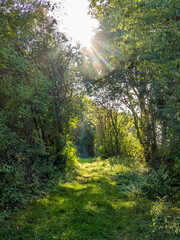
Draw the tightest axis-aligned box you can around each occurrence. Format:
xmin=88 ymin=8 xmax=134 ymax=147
xmin=0 ymin=157 xmax=153 ymax=240
xmin=78 ymin=157 xmax=94 ymax=163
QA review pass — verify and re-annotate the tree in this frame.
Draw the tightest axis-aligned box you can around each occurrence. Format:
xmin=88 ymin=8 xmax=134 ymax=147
xmin=0 ymin=0 xmax=82 ymax=209
xmin=86 ymin=0 xmax=180 ymax=166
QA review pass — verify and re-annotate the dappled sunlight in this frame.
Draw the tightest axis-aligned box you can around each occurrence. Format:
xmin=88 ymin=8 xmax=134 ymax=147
xmin=78 ymin=157 xmax=94 ymax=163
xmin=4 ymin=158 xmax=153 ymax=239
xmin=84 ymin=201 xmax=101 ymax=214
xmin=1 ymin=0 xmax=179 ymax=239
xmin=111 ymin=199 xmax=137 ymax=210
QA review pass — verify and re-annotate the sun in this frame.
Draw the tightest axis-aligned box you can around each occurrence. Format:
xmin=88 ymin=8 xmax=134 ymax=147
xmin=50 ymin=0 xmax=99 ymax=47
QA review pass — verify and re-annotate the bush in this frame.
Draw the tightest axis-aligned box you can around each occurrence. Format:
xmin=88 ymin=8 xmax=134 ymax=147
xmin=149 ymin=198 xmax=180 ymax=239
xmin=0 ymin=130 xmax=78 ymax=210
xmin=141 ymin=169 xmax=177 ymax=200
xmin=64 ymin=144 xmax=78 ymax=179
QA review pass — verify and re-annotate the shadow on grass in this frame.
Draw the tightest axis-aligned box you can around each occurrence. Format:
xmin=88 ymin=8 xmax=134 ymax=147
xmin=1 ymin=170 xmax=152 ymax=240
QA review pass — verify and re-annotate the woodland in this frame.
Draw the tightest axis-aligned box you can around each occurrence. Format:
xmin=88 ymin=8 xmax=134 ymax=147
xmin=0 ymin=0 xmax=179 ymax=239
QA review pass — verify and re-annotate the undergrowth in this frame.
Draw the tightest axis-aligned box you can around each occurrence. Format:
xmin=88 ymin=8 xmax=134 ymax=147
xmin=0 ymin=157 xmax=179 ymax=239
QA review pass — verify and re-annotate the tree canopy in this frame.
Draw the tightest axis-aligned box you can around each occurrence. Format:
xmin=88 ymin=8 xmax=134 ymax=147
xmin=0 ymin=0 xmax=179 ymax=216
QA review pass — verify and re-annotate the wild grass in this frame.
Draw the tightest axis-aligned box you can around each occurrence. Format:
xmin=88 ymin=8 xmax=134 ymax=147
xmin=0 ymin=157 xmax=179 ymax=239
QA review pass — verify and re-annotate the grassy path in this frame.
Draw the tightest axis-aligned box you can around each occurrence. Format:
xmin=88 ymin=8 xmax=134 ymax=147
xmin=1 ymin=158 xmax=153 ymax=240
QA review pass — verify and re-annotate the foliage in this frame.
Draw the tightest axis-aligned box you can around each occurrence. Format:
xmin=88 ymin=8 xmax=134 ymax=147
xmin=87 ymin=0 xmax=180 ymax=167
xmin=149 ymin=198 xmax=180 ymax=239
xmin=1 ymin=156 xmax=179 ymax=239
xmin=83 ymin=98 xmax=144 ymax=159
xmin=0 ymin=0 xmax=82 ymax=210
xmin=73 ymin=116 xmax=95 ymax=158
xmin=141 ymin=169 xmax=178 ymax=201
xmin=0 ymin=2 xmax=179 ymax=238
xmin=0 ymin=157 xmax=152 ymax=240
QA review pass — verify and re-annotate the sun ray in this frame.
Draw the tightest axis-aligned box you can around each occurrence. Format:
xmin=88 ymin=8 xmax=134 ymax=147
xmin=83 ymin=43 xmax=114 ymax=77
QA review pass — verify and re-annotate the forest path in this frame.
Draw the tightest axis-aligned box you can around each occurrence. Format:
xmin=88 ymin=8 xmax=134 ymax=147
xmin=1 ymin=158 xmax=152 ymax=240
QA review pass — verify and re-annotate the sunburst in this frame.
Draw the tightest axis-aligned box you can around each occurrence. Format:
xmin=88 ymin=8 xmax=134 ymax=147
xmin=51 ymin=0 xmax=98 ymax=47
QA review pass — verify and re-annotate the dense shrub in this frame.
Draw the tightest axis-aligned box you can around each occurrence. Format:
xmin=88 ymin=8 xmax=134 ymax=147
xmin=141 ymin=169 xmax=178 ymax=200
xmin=149 ymin=198 xmax=180 ymax=240
xmin=0 ymin=130 xmax=78 ymax=210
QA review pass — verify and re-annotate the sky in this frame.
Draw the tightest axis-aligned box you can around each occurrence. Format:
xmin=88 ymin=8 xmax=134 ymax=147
xmin=50 ymin=0 xmax=99 ymax=46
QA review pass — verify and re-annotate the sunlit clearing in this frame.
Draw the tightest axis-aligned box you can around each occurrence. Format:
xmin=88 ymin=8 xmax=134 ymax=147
xmin=51 ymin=0 xmax=99 ymax=47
